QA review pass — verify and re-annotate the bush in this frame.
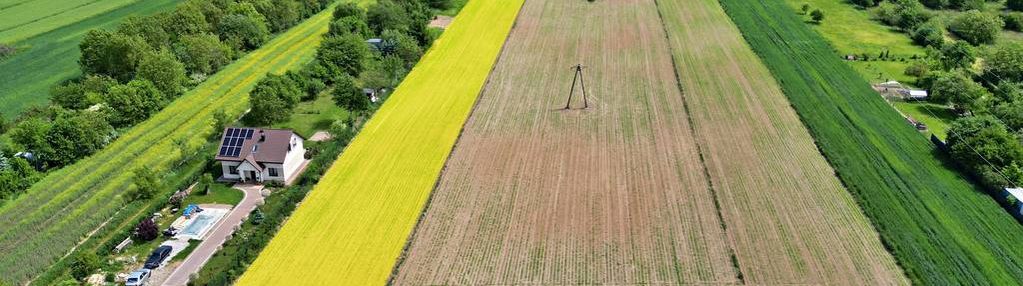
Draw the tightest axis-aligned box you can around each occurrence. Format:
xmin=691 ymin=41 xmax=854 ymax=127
xmin=247 ymin=74 xmax=302 ymax=125
xmin=316 ymin=33 xmax=370 ymax=78
xmin=983 ymin=42 xmax=1023 ymax=84
xmin=133 ymin=217 xmax=159 ymax=241
xmin=332 ymin=74 xmax=369 ymax=112
xmin=1005 ymin=13 xmax=1023 ymax=32
xmin=69 ymin=253 xmax=100 ymax=280
xmin=949 ymin=11 xmax=1003 ymax=45
xmin=911 ymin=21 xmax=945 ymax=47
xmin=1012 ymin=0 xmax=1023 ymax=11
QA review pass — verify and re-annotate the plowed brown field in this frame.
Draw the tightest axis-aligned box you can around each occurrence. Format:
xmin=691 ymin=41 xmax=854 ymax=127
xmin=393 ymin=0 xmax=907 ymax=284
xmin=656 ymin=0 xmax=905 ymax=284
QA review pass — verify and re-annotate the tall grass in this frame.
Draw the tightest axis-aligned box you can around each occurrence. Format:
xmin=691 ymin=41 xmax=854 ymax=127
xmin=719 ymin=0 xmax=1023 ymax=284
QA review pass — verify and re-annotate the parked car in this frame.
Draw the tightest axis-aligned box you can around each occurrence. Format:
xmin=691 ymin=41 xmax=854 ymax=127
xmin=143 ymin=245 xmax=173 ymax=269
xmin=125 ymin=269 xmax=151 ymax=286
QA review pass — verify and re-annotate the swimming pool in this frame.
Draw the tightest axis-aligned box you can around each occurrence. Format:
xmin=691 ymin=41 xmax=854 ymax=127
xmin=181 ymin=214 xmax=215 ymax=236
xmin=173 ymin=208 xmax=228 ymax=240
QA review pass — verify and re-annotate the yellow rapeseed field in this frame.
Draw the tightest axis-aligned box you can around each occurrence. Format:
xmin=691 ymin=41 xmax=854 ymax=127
xmin=236 ymin=0 xmax=524 ymax=284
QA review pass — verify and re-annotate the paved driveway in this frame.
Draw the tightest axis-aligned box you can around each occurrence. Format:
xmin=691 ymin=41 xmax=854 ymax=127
xmin=160 ymin=184 xmax=264 ymax=286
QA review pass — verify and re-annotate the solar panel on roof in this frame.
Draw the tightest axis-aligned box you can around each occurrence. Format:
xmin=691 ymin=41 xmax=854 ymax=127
xmin=232 ymin=148 xmax=241 ymax=157
xmin=245 ymin=129 xmax=254 ymax=139
xmin=219 ymin=146 xmax=228 ymax=156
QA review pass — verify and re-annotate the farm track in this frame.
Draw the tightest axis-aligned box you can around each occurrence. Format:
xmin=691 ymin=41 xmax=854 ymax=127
xmin=235 ymin=1 xmax=524 ymax=285
xmin=654 ymin=0 xmax=905 ymax=284
xmin=0 ymin=4 xmax=338 ymax=282
xmin=394 ymin=0 xmax=739 ymax=284
xmin=395 ymin=0 xmax=906 ymax=284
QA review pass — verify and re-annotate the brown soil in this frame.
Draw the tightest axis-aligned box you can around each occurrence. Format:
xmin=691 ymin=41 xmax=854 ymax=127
xmin=393 ymin=0 xmax=736 ymax=284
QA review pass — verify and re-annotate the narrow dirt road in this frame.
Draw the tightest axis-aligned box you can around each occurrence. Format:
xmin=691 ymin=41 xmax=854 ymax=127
xmin=160 ymin=184 xmax=264 ymax=286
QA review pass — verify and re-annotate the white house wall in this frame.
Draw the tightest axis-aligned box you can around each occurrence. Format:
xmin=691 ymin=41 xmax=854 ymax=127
xmin=221 ymin=161 xmax=242 ymax=179
xmin=282 ymin=134 xmax=306 ymax=178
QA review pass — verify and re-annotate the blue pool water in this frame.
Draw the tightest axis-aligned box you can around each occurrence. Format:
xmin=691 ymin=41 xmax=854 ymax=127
xmin=181 ymin=214 xmax=215 ymax=236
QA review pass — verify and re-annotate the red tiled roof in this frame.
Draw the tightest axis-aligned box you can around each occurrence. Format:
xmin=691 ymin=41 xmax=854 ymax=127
xmin=215 ymin=127 xmax=300 ymax=164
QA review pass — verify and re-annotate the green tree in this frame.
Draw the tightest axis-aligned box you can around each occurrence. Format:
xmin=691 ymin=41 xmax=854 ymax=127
xmin=993 ymin=101 xmax=1023 ymax=132
xmin=949 ymin=11 xmax=1003 ymax=45
xmin=381 ymin=29 xmax=422 ymax=66
xmin=317 ymin=33 xmax=370 ymax=77
xmin=877 ymin=0 xmax=930 ymax=30
xmin=800 ymin=4 xmax=810 ymax=14
xmin=79 ymin=30 xmax=152 ymax=81
xmin=911 ymin=21 xmax=945 ymax=47
xmin=163 ymin=2 xmax=212 ymax=37
xmin=174 ymin=33 xmax=234 ymax=75
xmin=920 ymin=0 xmax=949 ymax=9
xmin=994 ymin=81 xmax=1023 ymax=103
xmin=9 ymin=117 xmax=52 ymax=154
xmin=333 ymin=74 xmax=369 ymax=112
xmin=1011 ymin=0 xmax=1023 ymax=11
xmin=102 ymin=80 xmax=166 ymax=127
xmin=250 ymin=0 xmax=301 ymax=32
xmin=200 ymin=173 xmax=214 ymax=195
xmin=984 ymin=42 xmax=1023 ymax=83
xmin=218 ymin=10 xmax=270 ymax=51
xmin=1003 ymin=12 xmax=1023 ymax=32
xmin=947 ymin=115 xmax=1023 ymax=187
xmin=248 ymin=74 xmax=302 ymax=125
xmin=329 ymin=16 xmax=373 ymax=38
xmin=950 ymin=0 xmax=984 ymax=11
xmin=930 ymin=71 xmax=988 ymax=112
xmin=44 ymin=111 xmax=113 ymax=167
xmin=810 ymin=9 xmax=824 ymax=23
xmin=367 ymin=0 xmax=410 ymax=34
xmin=50 ymin=75 xmax=117 ymax=110
xmin=130 ymin=168 xmax=161 ymax=201
xmin=70 ymin=252 xmax=100 ymax=280
xmin=137 ymin=50 xmax=188 ymax=97
xmin=333 ymin=2 xmax=365 ymax=20
xmin=940 ymin=40 xmax=975 ymax=70
xmin=117 ymin=15 xmax=171 ymax=49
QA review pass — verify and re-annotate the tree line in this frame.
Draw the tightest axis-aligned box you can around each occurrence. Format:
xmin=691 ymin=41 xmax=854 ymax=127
xmin=0 ymin=0 xmax=334 ymax=201
xmin=246 ymin=0 xmax=437 ymax=126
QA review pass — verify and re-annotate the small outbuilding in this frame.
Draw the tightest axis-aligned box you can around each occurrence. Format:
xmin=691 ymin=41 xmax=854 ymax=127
xmin=366 ymin=38 xmax=384 ymax=51
xmin=363 ymin=88 xmax=378 ymax=103
xmin=901 ymin=89 xmax=928 ymax=100
xmin=1003 ymin=187 xmax=1023 ymax=217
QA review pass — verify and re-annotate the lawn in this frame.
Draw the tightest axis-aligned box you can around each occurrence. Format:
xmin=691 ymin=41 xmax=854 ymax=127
xmin=236 ymin=0 xmax=525 ymax=284
xmin=722 ymin=0 xmax=1023 ymax=283
xmin=272 ymin=89 xmax=348 ymax=138
xmin=183 ymin=183 xmax=244 ymax=206
xmin=0 ymin=0 xmax=181 ymax=118
xmin=0 ymin=3 xmax=339 ymax=283
xmin=786 ymin=0 xmax=925 ymax=83
xmin=893 ymin=101 xmax=957 ymax=139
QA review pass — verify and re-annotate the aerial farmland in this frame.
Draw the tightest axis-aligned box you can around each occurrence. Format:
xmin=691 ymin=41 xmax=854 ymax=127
xmin=5 ymin=0 xmax=1023 ymax=285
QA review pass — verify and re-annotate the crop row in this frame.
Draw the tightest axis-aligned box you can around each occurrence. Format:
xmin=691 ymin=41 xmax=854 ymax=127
xmin=719 ymin=0 xmax=1023 ymax=284
xmin=0 ymin=6 xmax=335 ymax=283
xmin=235 ymin=0 xmax=525 ymax=284
xmin=0 ymin=0 xmax=140 ymax=43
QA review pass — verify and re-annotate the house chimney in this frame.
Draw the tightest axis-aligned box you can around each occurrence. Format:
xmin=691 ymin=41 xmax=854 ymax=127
xmin=259 ymin=130 xmax=265 ymax=142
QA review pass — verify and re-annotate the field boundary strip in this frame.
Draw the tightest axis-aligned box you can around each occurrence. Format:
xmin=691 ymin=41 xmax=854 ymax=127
xmin=235 ymin=0 xmax=526 ymax=284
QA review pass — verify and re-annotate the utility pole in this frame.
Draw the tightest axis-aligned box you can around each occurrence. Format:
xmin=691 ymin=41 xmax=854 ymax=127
xmin=564 ymin=64 xmax=589 ymax=110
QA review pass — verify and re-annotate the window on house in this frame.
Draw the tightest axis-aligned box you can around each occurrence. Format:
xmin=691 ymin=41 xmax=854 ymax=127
xmin=269 ymin=168 xmax=279 ymax=177
xmin=229 ymin=165 xmax=238 ymax=175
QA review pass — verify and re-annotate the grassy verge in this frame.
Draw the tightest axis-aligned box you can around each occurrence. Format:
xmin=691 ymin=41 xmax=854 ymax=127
xmin=721 ymin=0 xmax=1023 ymax=284
xmin=183 ymin=184 xmax=244 ymax=206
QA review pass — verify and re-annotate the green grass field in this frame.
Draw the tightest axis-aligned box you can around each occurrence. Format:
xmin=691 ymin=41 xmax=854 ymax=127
xmin=721 ymin=0 xmax=1023 ymax=284
xmin=0 ymin=0 xmax=181 ymax=119
xmin=0 ymin=4 xmax=338 ymax=283
xmin=272 ymin=89 xmax=349 ymax=138
xmin=184 ymin=184 xmax=244 ymax=206
xmin=785 ymin=0 xmax=925 ymax=84
xmin=0 ymin=0 xmax=141 ymax=44
xmin=893 ymin=101 xmax=957 ymax=139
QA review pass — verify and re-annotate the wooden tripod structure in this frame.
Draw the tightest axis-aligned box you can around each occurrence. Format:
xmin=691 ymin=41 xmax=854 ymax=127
xmin=564 ymin=64 xmax=589 ymax=109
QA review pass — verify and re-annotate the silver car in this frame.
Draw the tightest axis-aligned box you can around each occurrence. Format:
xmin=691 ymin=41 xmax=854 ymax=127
xmin=125 ymin=269 xmax=151 ymax=286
